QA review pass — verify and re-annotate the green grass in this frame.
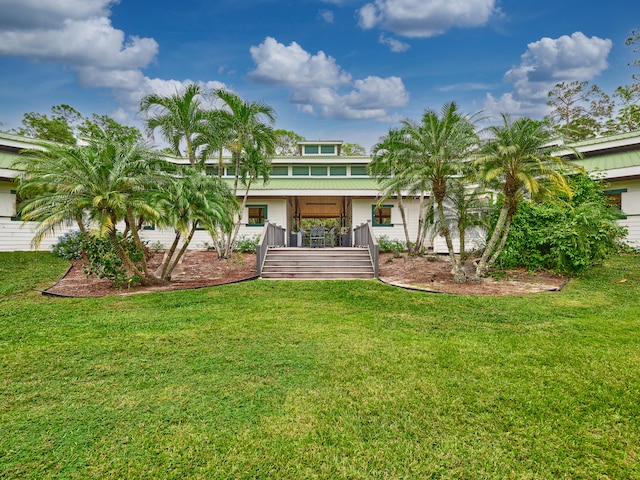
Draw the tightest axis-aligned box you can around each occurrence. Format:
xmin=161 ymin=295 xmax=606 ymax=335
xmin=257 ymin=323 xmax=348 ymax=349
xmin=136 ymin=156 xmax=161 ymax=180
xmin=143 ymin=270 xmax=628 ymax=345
xmin=1 ymin=253 xmax=639 ymax=479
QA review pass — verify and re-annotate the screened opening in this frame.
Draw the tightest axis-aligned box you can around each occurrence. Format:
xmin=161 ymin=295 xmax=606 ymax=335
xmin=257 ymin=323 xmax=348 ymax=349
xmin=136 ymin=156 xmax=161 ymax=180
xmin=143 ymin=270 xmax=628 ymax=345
xmin=372 ymin=205 xmax=392 ymax=226
xmin=247 ymin=205 xmax=267 ymax=226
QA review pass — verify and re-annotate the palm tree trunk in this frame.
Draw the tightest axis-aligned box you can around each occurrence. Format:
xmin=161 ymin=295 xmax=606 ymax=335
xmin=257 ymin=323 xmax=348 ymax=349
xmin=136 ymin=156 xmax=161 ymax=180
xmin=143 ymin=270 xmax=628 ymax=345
xmin=165 ymin=223 xmax=198 ymax=280
xmin=125 ymin=207 xmax=150 ymax=278
xmin=415 ymin=190 xmax=426 ymax=252
xmin=397 ymin=194 xmax=413 ymax=255
xmin=476 ymin=205 xmax=509 ymax=278
xmin=227 ymin=180 xmax=252 ymax=257
xmin=161 ymin=230 xmax=182 ymax=279
xmin=437 ymin=199 xmax=466 ymax=283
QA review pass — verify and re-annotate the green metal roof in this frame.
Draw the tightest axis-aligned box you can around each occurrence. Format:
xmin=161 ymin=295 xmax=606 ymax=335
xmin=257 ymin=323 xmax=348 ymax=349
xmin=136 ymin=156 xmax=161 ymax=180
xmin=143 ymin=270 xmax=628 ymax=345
xmin=0 ymin=150 xmax=19 ymax=170
xmin=573 ymin=150 xmax=640 ymax=172
xmin=226 ymin=177 xmax=381 ymax=191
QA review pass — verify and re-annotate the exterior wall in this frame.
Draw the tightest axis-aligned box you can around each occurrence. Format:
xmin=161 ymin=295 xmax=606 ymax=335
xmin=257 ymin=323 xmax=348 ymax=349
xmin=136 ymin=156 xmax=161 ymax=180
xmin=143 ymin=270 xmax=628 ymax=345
xmin=615 ymin=179 xmax=640 ymax=248
xmin=0 ymin=218 xmax=76 ymax=252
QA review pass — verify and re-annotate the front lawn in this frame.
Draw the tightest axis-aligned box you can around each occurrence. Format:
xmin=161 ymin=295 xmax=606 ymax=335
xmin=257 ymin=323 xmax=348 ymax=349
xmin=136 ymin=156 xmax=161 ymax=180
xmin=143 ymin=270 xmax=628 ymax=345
xmin=1 ymin=252 xmax=639 ymax=479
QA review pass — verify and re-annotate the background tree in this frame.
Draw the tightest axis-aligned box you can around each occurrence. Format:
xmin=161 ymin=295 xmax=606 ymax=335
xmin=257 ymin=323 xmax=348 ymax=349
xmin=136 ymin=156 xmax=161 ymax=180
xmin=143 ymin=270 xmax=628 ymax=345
xmin=546 ymin=81 xmax=613 ymax=141
xmin=342 ymin=143 xmax=366 ymax=156
xmin=12 ymin=104 xmax=83 ymax=144
xmin=79 ymin=114 xmax=142 ymax=145
xmin=274 ymin=129 xmax=305 ymax=156
xmin=474 ymin=115 xmax=576 ymax=278
xmin=140 ymin=83 xmax=206 ymax=168
xmin=626 ymin=29 xmax=640 ymax=82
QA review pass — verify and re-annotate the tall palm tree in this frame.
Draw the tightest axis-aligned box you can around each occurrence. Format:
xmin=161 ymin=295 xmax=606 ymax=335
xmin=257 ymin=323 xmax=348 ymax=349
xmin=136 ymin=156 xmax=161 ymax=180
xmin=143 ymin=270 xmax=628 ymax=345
xmin=474 ymin=115 xmax=576 ymax=278
xmin=139 ymin=83 xmax=206 ymax=168
xmin=396 ymin=102 xmax=479 ymax=282
xmin=212 ymin=88 xmax=276 ymax=196
xmin=211 ymin=89 xmax=276 ymax=257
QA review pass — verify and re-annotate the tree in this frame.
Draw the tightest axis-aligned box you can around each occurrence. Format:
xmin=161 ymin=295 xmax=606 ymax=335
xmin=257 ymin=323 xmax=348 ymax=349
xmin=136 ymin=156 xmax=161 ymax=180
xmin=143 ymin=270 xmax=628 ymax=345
xmin=211 ymin=88 xmax=276 ymax=257
xmin=17 ymin=137 xmax=170 ymax=285
xmin=79 ymin=114 xmax=142 ymax=145
xmin=154 ymin=168 xmax=236 ymax=280
xmin=604 ymin=84 xmax=640 ymax=134
xmin=626 ymin=29 xmax=640 ymax=82
xmin=546 ymin=81 xmax=613 ymax=141
xmin=274 ymin=129 xmax=305 ymax=156
xmin=12 ymin=104 xmax=83 ymax=144
xmin=369 ymin=128 xmax=415 ymax=254
xmin=342 ymin=143 xmax=366 ymax=156
xmin=140 ymin=83 xmax=206 ymax=168
xmin=474 ymin=115 xmax=577 ymax=278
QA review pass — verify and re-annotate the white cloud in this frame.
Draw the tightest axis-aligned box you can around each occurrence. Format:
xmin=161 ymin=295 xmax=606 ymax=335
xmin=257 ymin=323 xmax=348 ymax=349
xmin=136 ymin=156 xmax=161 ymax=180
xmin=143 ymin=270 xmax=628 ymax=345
xmin=379 ymin=34 xmax=410 ymax=53
xmin=483 ymin=32 xmax=612 ymax=118
xmin=319 ymin=9 xmax=335 ymax=24
xmin=358 ymin=0 xmax=498 ymax=38
xmin=0 ymin=0 xmax=114 ymax=29
xmin=248 ymin=37 xmax=409 ymax=120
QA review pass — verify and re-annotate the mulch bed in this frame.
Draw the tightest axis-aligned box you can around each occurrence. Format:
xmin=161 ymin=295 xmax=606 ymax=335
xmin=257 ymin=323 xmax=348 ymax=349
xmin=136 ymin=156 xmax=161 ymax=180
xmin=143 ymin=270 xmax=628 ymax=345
xmin=42 ymin=250 xmax=568 ymax=298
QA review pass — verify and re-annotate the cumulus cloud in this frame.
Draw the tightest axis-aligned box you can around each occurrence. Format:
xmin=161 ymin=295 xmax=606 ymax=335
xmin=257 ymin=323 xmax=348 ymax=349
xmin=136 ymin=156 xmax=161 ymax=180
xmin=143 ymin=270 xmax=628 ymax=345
xmin=482 ymin=32 xmax=613 ymax=120
xmin=248 ymin=37 xmax=409 ymax=120
xmin=0 ymin=0 xmax=161 ymax=99
xmin=379 ymin=34 xmax=410 ymax=52
xmin=0 ymin=0 xmax=234 ymax=128
xmin=358 ymin=0 xmax=498 ymax=38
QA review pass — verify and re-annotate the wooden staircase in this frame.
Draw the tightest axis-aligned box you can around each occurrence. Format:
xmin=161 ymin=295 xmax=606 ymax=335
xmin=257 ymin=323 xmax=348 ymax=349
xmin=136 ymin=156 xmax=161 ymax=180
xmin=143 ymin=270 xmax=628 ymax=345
xmin=260 ymin=247 xmax=375 ymax=279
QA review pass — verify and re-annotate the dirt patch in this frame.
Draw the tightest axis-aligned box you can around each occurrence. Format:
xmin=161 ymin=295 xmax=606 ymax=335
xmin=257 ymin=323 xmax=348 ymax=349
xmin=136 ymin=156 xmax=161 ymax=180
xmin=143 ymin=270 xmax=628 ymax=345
xmin=378 ymin=252 xmax=568 ymax=296
xmin=43 ymin=250 xmax=567 ymax=298
xmin=44 ymin=251 xmax=257 ymax=297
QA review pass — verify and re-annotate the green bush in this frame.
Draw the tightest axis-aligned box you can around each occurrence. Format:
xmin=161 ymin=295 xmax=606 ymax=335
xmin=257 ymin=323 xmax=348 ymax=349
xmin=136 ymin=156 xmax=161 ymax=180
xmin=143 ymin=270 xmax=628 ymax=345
xmin=51 ymin=231 xmax=84 ymax=260
xmin=234 ymin=234 xmax=260 ymax=253
xmin=495 ymin=175 xmax=627 ymax=274
xmin=81 ymin=234 xmax=145 ymax=287
xmin=377 ymin=235 xmax=407 ymax=253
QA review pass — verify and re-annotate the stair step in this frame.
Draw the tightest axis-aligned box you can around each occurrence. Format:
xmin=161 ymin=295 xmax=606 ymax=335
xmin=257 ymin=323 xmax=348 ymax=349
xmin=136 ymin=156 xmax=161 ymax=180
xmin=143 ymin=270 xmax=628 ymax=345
xmin=260 ymin=247 xmax=375 ymax=279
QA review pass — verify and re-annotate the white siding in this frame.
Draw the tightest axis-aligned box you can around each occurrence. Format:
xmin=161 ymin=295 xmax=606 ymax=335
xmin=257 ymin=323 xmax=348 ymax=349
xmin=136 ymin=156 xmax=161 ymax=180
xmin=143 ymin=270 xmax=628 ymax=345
xmin=0 ymin=218 xmax=76 ymax=252
xmin=0 ymin=182 xmax=16 ymax=217
xmin=617 ymin=180 xmax=640 ymax=248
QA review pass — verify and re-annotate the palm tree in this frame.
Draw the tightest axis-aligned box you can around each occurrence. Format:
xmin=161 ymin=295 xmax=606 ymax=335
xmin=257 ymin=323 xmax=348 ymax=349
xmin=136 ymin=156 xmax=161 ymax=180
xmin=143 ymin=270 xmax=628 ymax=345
xmin=18 ymin=137 xmax=169 ymax=285
xmin=211 ymin=89 xmax=276 ymax=257
xmin=155 ymin=168 xmax=237 ymax=280
xmin=396 ymin=102 xmax=478 ymax=282
xmin=139 ymin=83 xmax=206 ymax=168
xmin=369 ymin=128 xmax=415 ymax=254
xmin=474 ymin=115 xmax=576 ymax=278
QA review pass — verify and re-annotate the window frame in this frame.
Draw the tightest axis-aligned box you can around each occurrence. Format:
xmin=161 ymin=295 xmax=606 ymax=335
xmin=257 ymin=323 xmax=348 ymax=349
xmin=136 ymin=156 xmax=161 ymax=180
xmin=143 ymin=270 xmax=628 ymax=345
xmin=246 ymin=204 xmax=268 ymax=227
xmin=372 ymin=204 xmax=393 ymax=227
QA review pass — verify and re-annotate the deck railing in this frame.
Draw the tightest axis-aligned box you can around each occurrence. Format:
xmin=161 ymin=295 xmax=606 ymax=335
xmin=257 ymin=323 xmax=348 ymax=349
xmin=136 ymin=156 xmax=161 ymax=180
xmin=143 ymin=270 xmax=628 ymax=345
xmin=256 ymin=221 xmax=286 ymax=276
xmin=353 ymin=220 xmax=379 ymax=278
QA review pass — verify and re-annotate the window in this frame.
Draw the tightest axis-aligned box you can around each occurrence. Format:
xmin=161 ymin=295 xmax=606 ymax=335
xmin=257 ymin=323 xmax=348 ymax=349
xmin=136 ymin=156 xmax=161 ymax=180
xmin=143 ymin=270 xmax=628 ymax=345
xmin=247 ymin=205 xmax=267 ymax=226
xmin=304 ymin=145 xmax=319 ymax=155
xmin=271 ymin=165 xmax=288 ymax=176
xmin=292 ymin=165 xmax=309 ymax=176
xmin=372 ymin=205 xmax=393 ymax=226
xmin=604 ymin=188 xmax=626 ymax=211
xmin=321 ymin=145 xmax=335 ymax=154
xmin=10 ymin=189 xmax=21 ymax=221
xmin=310 ymin=165 xmax=327 ymax=176
xmin=330 ymin=165 xmax=347 ymax=176
xmin=351 ymin=165 xmax=367 ymax=176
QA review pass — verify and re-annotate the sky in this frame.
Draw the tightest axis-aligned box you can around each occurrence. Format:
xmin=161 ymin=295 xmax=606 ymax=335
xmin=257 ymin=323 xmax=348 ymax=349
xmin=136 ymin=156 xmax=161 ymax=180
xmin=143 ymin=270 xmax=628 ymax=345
xmin=0 ymin=0 xmax=638 ymax=151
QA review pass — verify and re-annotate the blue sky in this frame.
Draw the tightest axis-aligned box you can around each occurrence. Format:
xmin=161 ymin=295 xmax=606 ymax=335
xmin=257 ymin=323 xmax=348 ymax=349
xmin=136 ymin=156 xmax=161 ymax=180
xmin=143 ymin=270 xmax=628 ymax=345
xmin=0 ymin=0 xmax=638 ymax=150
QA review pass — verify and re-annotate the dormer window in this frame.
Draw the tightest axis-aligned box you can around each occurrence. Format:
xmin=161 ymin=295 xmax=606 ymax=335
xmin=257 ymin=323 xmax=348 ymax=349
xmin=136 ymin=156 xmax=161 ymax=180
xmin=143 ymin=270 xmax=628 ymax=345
xmin=299 ymin=140 xmax=343 ymax=156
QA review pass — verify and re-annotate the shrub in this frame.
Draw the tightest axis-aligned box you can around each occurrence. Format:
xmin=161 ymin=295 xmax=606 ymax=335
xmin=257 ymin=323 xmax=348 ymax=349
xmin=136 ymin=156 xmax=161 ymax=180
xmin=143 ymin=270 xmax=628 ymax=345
xmin=494 ymin=175 xmax=627 ymax=274
xmin=51 ymin=231 xmax=84 ymax=260
xmin=377 ymin=235 xmax=407 ymax=254
xmin=82 ymin=234 xmax=145 ymax=287
xmin=234 ymin=234 xmax=260 ymax=253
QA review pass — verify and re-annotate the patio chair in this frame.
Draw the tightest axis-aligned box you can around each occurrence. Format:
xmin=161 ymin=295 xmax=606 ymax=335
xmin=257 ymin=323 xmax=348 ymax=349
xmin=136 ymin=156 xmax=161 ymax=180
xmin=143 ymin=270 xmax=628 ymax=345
xmin=326 ymin=227 xmax=336 ymax=247
xmin=309 ymin=225 xmax=325 ymax=248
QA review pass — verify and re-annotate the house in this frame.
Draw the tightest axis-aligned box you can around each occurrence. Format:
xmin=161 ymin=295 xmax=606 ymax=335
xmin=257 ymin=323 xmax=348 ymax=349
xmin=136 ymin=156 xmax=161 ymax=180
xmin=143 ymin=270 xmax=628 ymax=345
xmin=1 ymin=131 xmax=639 ymax=252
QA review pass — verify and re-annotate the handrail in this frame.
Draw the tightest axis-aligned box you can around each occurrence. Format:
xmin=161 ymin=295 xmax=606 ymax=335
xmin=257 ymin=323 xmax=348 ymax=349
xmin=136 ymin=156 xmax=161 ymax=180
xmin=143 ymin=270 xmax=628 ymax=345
xmin=256 ymin=221 xmax=286 ymax=276
xmin=353 ymin=220 xmax=379 ymax=278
